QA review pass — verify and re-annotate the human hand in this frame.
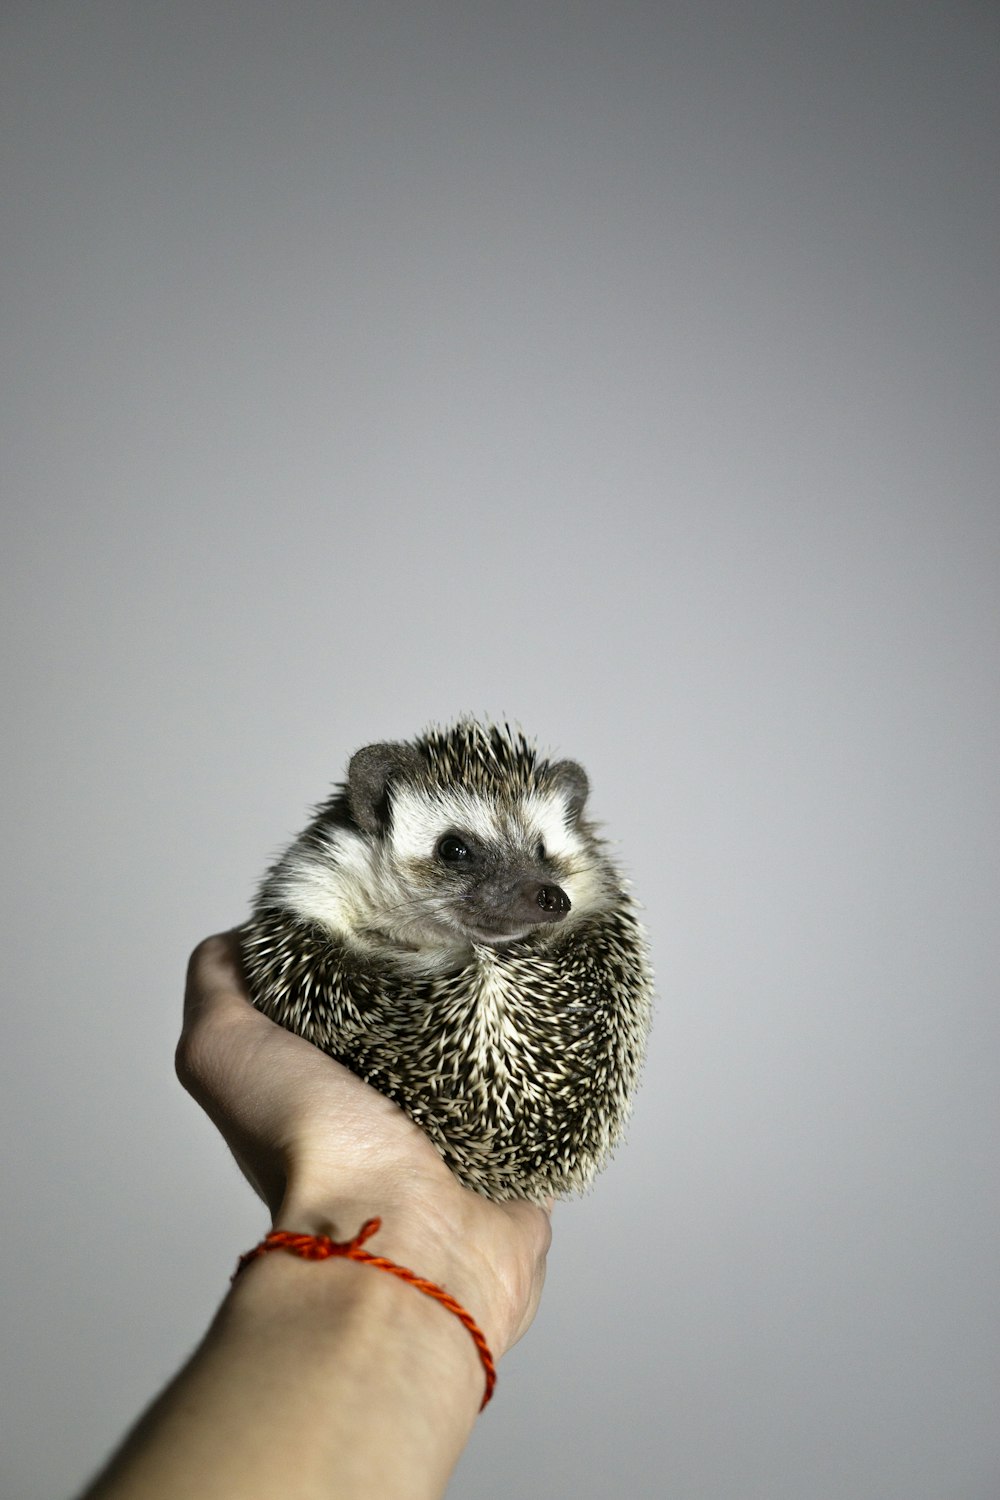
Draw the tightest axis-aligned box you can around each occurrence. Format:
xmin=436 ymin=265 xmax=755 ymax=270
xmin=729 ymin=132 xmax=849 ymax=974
xmin=176 ymin=933 xmax=552 ymax=1357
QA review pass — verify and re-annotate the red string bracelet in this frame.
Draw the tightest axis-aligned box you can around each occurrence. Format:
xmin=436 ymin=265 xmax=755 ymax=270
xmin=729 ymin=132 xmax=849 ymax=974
xmin=231 ymin=1217 xmax=497 ymax=1410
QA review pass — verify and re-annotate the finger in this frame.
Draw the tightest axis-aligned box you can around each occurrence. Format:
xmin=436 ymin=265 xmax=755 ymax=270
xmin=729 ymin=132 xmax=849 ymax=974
xmin=178 ymin=931 xmax=268 ymax=1101
xmin=499 ymin=1198 xmax=554 ymax=1254
xmin=183 ymin=930 xmax=249 ymax=1024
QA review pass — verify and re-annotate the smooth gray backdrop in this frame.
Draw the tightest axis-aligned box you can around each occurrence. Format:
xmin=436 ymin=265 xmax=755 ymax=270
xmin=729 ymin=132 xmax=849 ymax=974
xmin=2 ymin=4 xmax=998 ymax=1497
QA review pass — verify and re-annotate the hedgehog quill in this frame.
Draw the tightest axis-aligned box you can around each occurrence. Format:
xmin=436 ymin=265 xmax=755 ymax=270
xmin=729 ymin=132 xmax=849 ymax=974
xmin=241 ymin=719 xmax=654 ymax=1202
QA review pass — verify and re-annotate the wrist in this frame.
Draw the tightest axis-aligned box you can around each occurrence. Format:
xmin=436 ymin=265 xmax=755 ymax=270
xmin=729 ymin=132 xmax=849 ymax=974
xmin=273 ymin=1181 xmax=506 ymax=1347
xmin=228 ymin=1228 xmax=489 ymax=1418
xmin=272 ymin=1144 xmax=551 ymax=1361
xmin=270 ymin=1198 xmax=499 ymax=1366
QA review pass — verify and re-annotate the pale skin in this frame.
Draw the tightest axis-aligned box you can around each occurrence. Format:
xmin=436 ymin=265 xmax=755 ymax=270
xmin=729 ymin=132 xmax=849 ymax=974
xmin=80 ymin=933 xmax=552 ymax=1500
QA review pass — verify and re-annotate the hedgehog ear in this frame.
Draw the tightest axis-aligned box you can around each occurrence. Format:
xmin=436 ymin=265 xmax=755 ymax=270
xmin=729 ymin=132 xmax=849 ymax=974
xmin=347 ymin=742 xmax=421 ymax=835
xmin=549 ymin=759 xmax=590 ymax=822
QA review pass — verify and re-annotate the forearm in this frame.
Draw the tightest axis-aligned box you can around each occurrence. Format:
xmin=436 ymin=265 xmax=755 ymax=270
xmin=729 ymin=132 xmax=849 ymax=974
xmin=80 ymin=934 xmax=551 ymax=1499
xmin=81 ymin=1240 xmax=485 ymax=1500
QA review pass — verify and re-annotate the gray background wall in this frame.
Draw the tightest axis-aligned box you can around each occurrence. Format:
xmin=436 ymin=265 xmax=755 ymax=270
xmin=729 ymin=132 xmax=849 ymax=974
xmin=2 ymin=3 xmax=998 ymax=1497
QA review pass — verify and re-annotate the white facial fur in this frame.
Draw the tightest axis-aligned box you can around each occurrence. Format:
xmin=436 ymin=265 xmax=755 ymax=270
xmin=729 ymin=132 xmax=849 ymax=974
xmin=267 ymin=782 xmax=611 ymax=971
xmin=388 ymin=786 xmax=574 ymax=862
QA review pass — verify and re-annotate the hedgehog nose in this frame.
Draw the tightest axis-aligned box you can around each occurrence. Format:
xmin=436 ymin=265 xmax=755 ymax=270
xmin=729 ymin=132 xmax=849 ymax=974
xmin=536 ymin=883 xmax=571 ymax=916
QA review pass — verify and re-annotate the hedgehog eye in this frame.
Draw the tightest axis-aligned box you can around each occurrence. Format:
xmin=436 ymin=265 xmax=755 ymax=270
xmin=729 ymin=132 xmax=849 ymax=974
xmin=438 ymin=835 xmax=470 ymax=863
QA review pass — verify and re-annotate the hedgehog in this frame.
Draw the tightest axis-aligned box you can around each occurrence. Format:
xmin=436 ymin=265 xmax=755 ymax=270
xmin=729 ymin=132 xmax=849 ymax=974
xmin=240 ymin=719 xmax=653 ymax=1203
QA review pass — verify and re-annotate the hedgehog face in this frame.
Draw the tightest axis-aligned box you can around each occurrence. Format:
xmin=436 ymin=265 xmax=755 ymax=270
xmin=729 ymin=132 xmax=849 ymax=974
xmin=263 ymin=722 xmax=619 ymax=972
xmin=386 ymin=783 xmax=578 ymax=946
